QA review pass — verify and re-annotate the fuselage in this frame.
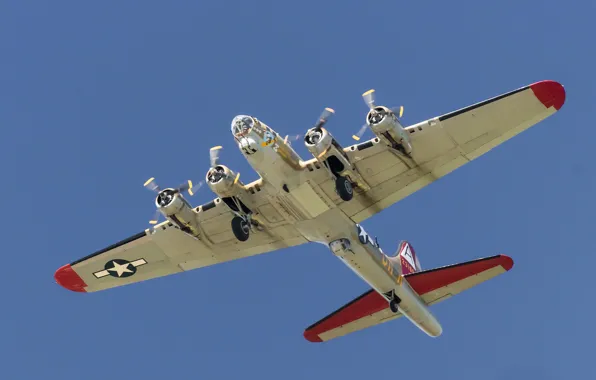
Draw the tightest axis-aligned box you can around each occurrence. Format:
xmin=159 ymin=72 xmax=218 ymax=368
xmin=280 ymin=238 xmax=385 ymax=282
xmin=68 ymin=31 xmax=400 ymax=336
xmin=231 ymin=115 xmax=305 ymax=190
xmin=229 ymin=114 xmax=442 ymax=337
xmin=329 ymin=223 xmax=442 ymax=337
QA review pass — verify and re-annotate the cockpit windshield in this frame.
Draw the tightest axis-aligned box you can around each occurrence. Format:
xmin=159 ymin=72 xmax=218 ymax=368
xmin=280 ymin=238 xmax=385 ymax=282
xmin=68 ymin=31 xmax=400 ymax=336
xmin=231 ymin=115 xmax=254 ymax=137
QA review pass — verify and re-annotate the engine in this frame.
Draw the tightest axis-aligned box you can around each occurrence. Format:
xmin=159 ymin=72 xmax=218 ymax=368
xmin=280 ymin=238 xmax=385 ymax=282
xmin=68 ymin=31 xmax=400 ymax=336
xmin=206 ymin=164 xmax=244 ymax=198
xmin=155 ymin=188 xmax=201 ymax=236
xmin=366 ymin=106 xmax=412 ymax=155
xmin=304 ymin=126 xmax=352 ymax=177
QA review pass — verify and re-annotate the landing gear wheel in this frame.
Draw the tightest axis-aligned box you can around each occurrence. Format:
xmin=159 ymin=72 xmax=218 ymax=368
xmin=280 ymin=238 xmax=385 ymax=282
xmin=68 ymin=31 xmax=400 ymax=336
xmin=335 ymin=175 xmax=353 ymax=201
xmin=231 ymin=216 xmax=250 ymax=242
xmin=389 ymin=299 xmax=399 ymax=313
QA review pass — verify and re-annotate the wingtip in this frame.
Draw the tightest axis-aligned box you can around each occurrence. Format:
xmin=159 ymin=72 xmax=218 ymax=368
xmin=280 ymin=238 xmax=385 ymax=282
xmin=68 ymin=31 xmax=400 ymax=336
xmin=529 ymin=80 xmax=565 ymax=111
xmin=303 ymin=330 xmax=323 ymax=343
xmin=54 ymin=264 xmax=87 ymax=293
xmin=498 ymin=255 xmax=514 ymax=271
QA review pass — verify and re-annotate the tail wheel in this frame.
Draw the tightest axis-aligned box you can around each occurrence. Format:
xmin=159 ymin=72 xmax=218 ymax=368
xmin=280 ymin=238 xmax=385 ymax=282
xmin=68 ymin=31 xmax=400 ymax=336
xmin=335 ymin=175 xmax=353 ymax=201
xmin=389 ymin=299 xmax=399 ymax=313
xmin=231 ymin=216 xmax=250 ymax=242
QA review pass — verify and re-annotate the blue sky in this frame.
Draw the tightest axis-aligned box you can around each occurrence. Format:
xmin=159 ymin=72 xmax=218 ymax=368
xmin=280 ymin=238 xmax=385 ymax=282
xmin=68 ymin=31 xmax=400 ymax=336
xmin=1 ymin=1 xmax=594 ymax=379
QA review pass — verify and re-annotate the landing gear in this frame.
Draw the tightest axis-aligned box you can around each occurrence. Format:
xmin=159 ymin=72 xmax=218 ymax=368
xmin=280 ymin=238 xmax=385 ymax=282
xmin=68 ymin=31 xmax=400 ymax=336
xmin=322 ymin=157 xmax=355 ymax=202
xmin=231 ymin=216 xmax=250 ymax=242
xmin=335 ymin=175 xmax=353 ymax=201
xmin=388 ymin=291 xmax=401 ymax=313
xmin=223 ymin=196 xmax=259 ymax=242
xmin=389 ymin=299 xmax=399 ymax=313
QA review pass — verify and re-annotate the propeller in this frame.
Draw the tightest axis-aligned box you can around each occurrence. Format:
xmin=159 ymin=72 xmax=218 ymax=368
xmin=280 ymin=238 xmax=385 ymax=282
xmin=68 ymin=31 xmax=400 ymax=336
xmin=143 ymin=145 xmax=243 ymax=226
xmin=352 ymin=125 xmax=368 ymax=141
xmin=362 ymin=89 xmax=376 ymax=110
xmin=206 ymin=145 xmax=243 ymax=188
xmin=143 ymin=177 xmax=198 ymax=195
xmin=281 ymin=108 xmax=335 ymax=146
xmin=314 ymin=107 xmax=335 ymax=129
xmin=353 ymin=89 xmax=405 ymax=141
xmin=149 ymin=209 xmax=161 ymax=225
xmin=283 ymin=134 xmax=301 ymax=144
xmin=210 ymin=145 xmax=222 ymax=167
xmin=143 ymin=176 xmax=203 ymax=225
xmin=393 ymin=105 xmax=404 ymax=118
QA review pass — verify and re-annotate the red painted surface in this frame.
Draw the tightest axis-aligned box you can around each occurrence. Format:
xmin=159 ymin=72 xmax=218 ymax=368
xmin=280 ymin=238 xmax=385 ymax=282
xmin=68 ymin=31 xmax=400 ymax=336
xmin=303 ymin=255 xmax=513 ymax=342
xmin=397 ymin=241 xmax=418 ymax=275
xmin=406 ymin=255 xmax=514 ymax=295
xmin=530 ymin=80 xmax=566 ymax=110
xmin=54 ymin=264 xmax=87 ymax=293
xmin=304 ymin=290 xmax=387 ymax=343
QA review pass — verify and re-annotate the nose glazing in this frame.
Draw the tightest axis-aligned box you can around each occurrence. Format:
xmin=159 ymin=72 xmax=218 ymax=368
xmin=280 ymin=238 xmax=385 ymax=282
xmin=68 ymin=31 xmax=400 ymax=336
xmin=231 ymin=115 xmax=254 ymax=137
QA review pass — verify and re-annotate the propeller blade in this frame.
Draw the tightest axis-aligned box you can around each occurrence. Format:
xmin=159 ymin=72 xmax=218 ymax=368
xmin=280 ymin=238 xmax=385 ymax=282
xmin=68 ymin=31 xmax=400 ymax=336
xmin=233 ymin=172 xmax=241 ymax=185
xmin=314 ymin=107 xmax=335 ymax=129
xmin=149 ymin=209 xmax=161 ymax=225
xmin=188 ymin=180 xmax=205 ymax=196
xmin=176 ymin=180 xmax=192 ymax=193
xmin=391 ymin=105 xmax=404 ymax=118
xmin=320 ymin=107 xmax=335 ymax=121
xmin=352 ymin=124 xmax=368 ymax=141
xmin=210 ymin=146 xmax=222 ymax=167
xmin=144 ymin=177 xmax=160 ymax=192
xmin=284 ymin=134 xmax=301 ymax=144
xmin=362 ymin=89 xmax=376 ymax=109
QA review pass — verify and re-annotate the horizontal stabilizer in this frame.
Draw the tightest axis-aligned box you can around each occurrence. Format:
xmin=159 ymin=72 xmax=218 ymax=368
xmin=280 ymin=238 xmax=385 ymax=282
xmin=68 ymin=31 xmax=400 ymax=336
xmin=304 ymin=255 xmax=513 ymax=342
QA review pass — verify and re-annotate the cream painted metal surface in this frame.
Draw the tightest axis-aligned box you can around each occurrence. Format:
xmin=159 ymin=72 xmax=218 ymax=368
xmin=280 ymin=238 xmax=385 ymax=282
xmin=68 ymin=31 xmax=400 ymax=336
xmin=55 ymin=80 xmax=564 ymax=339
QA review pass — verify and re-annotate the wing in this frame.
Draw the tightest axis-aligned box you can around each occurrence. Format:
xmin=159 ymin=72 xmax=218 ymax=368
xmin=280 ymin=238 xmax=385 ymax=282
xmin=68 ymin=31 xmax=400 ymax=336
xmin=321 ymin=80 xmax=564 ymax=222
xmin=55 ymin=193 xmax=307 ymax=293
xmin=303 ymin=255 xmax=513 ymax=342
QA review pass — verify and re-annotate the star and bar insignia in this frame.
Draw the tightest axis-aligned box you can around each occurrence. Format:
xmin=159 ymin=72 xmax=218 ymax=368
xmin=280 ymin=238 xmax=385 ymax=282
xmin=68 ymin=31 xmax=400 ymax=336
xmin=93 ymin=258 xmax=147 ymax=279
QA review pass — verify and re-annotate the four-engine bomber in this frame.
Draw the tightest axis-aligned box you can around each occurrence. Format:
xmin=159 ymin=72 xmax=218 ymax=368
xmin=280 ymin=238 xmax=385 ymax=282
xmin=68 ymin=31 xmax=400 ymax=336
xmin=54 ymin=80 xmax=566 ymax=342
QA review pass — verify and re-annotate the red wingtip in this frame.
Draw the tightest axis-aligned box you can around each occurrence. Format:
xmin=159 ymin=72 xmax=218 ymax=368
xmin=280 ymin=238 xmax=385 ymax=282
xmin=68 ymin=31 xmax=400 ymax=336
xmin=530 ymin=80 xmax=565 ymax=111
xmin=54 ymin=264 xmax=87 ymax=293
xmin=304 ymin=330 xmax=323 ymax=343
xmin=498 ymin=255 xmax=514 ymax=271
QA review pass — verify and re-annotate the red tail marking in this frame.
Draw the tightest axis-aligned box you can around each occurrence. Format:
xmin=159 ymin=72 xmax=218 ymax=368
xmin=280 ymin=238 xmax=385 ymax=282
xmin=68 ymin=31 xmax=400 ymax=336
xmin=398 ymin=241 xmax=418 ymax=275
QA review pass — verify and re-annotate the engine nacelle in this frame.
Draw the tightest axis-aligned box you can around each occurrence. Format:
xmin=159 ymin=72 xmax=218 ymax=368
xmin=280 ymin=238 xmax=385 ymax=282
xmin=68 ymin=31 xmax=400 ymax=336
xmin=156 ymin=189 xmax=201 ymax=236
xmin=304 ymin=127 xmax=353 ymax=177
xmin=206 ymin=164 xmax=244 ymax=198
xmin=366 ymin=106 xmax=412 ymax=154
xmin=304 ymin=126 xmax=371 ymax=191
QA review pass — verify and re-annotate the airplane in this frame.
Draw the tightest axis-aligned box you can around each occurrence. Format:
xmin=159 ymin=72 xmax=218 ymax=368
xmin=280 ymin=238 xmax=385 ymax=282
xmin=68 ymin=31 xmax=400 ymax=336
xmin=54 ymin=80 xmax=565 ymax=342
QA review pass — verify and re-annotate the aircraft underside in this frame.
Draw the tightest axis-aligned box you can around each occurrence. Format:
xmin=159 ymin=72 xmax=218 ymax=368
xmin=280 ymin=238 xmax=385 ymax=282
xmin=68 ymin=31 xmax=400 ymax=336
xmin=55 ymin=80 xmax=565 ymax=341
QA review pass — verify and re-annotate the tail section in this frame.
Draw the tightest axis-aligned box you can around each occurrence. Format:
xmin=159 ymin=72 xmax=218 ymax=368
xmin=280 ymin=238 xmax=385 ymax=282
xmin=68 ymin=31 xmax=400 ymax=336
xmin=396 ymin=241 xmax=422 ymax=275
xmin=303 ymin=254 xmax=514 ymax=342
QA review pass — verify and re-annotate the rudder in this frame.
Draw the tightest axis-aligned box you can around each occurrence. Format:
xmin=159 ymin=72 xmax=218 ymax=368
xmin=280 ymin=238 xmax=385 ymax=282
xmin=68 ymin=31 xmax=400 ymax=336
xmin=396 ymin=241 xmax=422 ymax=275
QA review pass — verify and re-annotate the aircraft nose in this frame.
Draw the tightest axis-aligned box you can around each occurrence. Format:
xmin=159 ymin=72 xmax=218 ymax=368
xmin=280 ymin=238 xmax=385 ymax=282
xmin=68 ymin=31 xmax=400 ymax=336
xmin=231 ymin=115 xmax=255 ymax=136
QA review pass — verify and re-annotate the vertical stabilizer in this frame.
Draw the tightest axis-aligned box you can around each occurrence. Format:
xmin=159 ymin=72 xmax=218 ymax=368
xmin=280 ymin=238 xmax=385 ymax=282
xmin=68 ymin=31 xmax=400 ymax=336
xmin=396 ymin=241 xmax=422 ymax=275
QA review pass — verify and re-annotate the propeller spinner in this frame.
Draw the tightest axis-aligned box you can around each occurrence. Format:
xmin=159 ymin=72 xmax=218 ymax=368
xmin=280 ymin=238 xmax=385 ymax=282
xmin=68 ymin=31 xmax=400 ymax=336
xmin=143 ymin=176 xmax=203 ymax=225
xmin=281 ymin=108 xmax=335 ymax=145
xmin=352 ymin=89 xmax=405 ymax=141
xmin=206 ymin=146 xmax=241 ymax=186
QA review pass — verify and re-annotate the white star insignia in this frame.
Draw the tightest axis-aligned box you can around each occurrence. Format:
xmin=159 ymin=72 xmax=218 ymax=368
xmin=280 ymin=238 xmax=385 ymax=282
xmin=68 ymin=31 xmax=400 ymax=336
xmin=107 ymin=261 xmax=134 ymax=277
xmin=358 ymin=226 xmax=369 ymax=243
xmin=93 ymin=258 xmax=148 ymax=279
